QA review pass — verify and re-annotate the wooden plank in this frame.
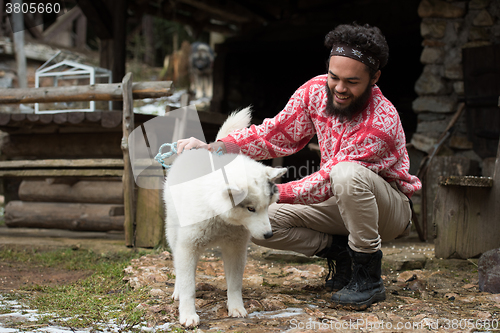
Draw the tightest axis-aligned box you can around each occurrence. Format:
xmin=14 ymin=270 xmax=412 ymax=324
xmin=0 ymin=132 xmax=123 ymax=158
xmin=5 ymin=201 xmax=124 ymax=231
xmin=0 ymin=169 xmax=123 ymax=177
xmin=0 ymin=81 xmax=172 ymax=104
xmin=121 ymin=72 xmax=136 ymax=247
xmin=0 ymin=158 xmax=123 ymax=169
xmin=434 ymin=185 xmax=464 ymax=258
xmin=425 ymin=156 xmax=479 ymax=240
xmin=19 ymin=180 xmax=123 ymax=204
xmin=439 ymin=175 xmax=493 ymax=187
xmin=135 ymin=176 xmax=165 ymax=248
xmin=456 ymin=187 xmax=496 ymax=259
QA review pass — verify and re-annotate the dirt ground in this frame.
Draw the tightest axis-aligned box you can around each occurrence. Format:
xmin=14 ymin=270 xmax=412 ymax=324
xmin=1 ymin=229 xmax=500 ymax=332
xmin=123 ymin=237 xmax=500 ymax=332
xmin=0 ymin=261 xmax=93 ymax=291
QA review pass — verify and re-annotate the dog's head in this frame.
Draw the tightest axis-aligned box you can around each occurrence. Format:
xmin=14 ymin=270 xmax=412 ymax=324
xmin=217 ymin=161 xmax=287 ymax=240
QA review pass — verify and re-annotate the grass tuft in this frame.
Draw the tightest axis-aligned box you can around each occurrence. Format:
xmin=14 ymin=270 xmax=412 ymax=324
xmin=1 ymin=247 xmax=157 ymax=331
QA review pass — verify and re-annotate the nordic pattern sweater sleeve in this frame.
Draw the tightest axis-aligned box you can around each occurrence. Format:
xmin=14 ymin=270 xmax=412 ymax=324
xmin=220 ymin=74 xmax=422 ymax=204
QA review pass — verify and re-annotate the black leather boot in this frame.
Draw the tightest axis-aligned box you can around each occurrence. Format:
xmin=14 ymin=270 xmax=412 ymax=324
xmin=330 ymin=248 xmax=386 ymax=310
xmin=317 ymin=235 xmax=352 ymax=291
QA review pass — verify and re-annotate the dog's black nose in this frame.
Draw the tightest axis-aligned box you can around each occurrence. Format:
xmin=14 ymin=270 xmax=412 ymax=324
xmin=264 ymin=231 xmax=273 ymax=239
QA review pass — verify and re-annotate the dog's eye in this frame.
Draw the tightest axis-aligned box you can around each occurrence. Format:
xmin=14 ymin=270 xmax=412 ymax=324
xmin=247 ymin=207 xmax=256 ymax=213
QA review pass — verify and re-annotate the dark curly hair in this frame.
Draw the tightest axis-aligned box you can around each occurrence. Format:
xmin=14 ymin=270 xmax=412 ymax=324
xmin=324 ymin=23 xmax=389 ymax=77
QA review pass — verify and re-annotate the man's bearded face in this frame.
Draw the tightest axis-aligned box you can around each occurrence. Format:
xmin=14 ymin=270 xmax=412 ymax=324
xmin=325 ymin=56 xmax=380 ymax=121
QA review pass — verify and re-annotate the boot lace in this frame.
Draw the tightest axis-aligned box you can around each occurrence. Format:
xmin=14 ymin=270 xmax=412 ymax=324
xmin=346 ymin=263 xmax=371 ymax=292
xmin=325 ymin=257 xmax=336 ymax=285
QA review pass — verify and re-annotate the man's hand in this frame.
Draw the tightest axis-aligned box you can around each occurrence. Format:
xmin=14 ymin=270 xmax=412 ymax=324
xmin=176 ymin=138 xmax=227 ymax=155
xmin=176 ymin=137 xmax=210 ymax=154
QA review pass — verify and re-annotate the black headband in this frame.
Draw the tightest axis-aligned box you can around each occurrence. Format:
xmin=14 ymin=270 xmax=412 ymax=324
xmin=330 ymin=43 xmax=380 ymax=71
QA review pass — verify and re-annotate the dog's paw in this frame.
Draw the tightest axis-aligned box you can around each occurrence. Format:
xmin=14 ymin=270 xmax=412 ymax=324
xmin=172 ymin=289 xmax=179 ymax=301
xmin=179 ymin=313 xmax=200 ymax=328
xmin=228 ymin=306 xmax=248 ymax=318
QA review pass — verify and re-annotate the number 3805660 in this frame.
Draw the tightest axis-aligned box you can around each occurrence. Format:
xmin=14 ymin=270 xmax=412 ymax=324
xmin=5 ymin=2 xmax=61 ymax=14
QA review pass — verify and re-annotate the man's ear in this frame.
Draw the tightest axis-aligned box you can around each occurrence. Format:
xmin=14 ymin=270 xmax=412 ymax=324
xmin=370 ymin=70 xmax=381 ymax=86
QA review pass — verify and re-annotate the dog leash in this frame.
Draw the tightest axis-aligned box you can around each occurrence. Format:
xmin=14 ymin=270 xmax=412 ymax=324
xmin=154 ymin=142 xmax=225 ymax=170
xmin=154 ymin=142 xmax=178 ymax=169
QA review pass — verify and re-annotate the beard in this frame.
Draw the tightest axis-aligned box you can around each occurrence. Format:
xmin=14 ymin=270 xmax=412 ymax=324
xmin=325 ymin=83 xmax=373 ymax=121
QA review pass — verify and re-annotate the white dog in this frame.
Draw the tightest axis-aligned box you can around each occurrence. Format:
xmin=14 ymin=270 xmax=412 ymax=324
xmin=163 ymin=108 xmax=287 ymax=327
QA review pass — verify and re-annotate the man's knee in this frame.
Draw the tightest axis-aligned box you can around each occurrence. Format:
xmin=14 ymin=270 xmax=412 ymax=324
xmin=330 ymin=162 xmax=373 ymax=197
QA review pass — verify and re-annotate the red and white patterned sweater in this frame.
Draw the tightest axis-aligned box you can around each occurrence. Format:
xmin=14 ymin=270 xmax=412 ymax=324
xmin=220 ymin=74 xmax=422 ymax=204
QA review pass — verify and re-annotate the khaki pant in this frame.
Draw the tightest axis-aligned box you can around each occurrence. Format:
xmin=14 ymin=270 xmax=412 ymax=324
xmin=253 ymin=162 xmax=412 ymax=254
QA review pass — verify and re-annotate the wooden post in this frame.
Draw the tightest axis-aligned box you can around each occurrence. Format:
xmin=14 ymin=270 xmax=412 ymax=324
xmin=121 ymin=72 xmax=135 ymax=247
xmin=12 ymin=0 xmax=27 ymax=89
xmin=135 ymin=176 xmax=165 ymax=248
xmin=434 ymin=137 xmax=500 ymax=258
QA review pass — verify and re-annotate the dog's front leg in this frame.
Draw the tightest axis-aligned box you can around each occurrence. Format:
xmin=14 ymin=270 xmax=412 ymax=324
xmin=173 ymin=245 xmax=200 ymax=327
xmin=221 ymin=241 xmax=248 ymax=318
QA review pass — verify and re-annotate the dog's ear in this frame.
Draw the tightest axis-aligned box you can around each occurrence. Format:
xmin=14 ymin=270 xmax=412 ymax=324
xmin=222 ymin=185 xmax=247 ymax=205
xmin=266 ymin=167 xmax=287 ymax=182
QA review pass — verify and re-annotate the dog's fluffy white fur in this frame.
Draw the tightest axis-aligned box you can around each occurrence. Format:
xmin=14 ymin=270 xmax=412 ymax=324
xmin=163 ymin=107 xmax=287 ymax=327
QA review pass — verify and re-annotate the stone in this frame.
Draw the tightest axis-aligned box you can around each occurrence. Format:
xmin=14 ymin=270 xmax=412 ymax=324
xmin=421 ymin=20 xmax=447 ymax=39
xmin=444 ymin=63 xmax=463 ymax=80
xmin=455 ymin=149 xmax=483 ymax=164
xmin=420 ymin=47 xmax=445 ymax=64
xmin=411 ymin=133 xmax=438 ymax=153
xmin=449 ymin=135 xmax=474 ymax=150
xmin=478 ymin=248 xmax=500 ymax=293
xmin=473 ymin=9 xmax=495 ymax=26
xmin=418 ymin=0 xmax=466 ymax=18
xmin=415 ymin=71 xmax=448 ymax=95
xmin=418 ymin=112 xmax=446 ymax=122
xmin=422 ymin=39 xmax=446 ymax=47
xmin=453 ymin=81 xmax=464 ymax=95
xmin=470 ymin=0 xmax=491 ymax=10
xmin=469 ymin=26 xmax=490 ymax=41
xmin=416 ymin=118 xmax=449 ymax=134
xmin=412 ymin=96 xmax=456 ymax=113
xmin=149 ymin=288 xmax=166 ymax=297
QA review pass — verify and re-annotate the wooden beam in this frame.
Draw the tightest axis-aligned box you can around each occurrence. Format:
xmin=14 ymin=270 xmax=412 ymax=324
xmin=0 ymin=169 xmax=123 ymax=177
xmin=76 ymin=0 xmax=112 ymax=39
xmin=0 ymin=81 xmax=172 ymax=104
xmin=121 ymin=72 xmax=136 ymax=247
xmin=5 ymin=201 xmax=124 ymax=231
xmin=19 ymin=180 xmax=123 ymax=204
xmin=42 ymin=7 xmax=83 ymax=42
xmin=176 ymin=0 xmax=251 ymax=23
xmin=0 ymin=159 xmax=123 ymax=169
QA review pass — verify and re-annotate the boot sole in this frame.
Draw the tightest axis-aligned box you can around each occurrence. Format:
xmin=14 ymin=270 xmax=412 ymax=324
xmin=331 ymin=288 xmax=386 ymax=311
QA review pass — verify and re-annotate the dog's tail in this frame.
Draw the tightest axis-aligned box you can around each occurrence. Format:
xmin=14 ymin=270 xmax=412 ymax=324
xmin=215 ymin=106 xmax=252 ymax=140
